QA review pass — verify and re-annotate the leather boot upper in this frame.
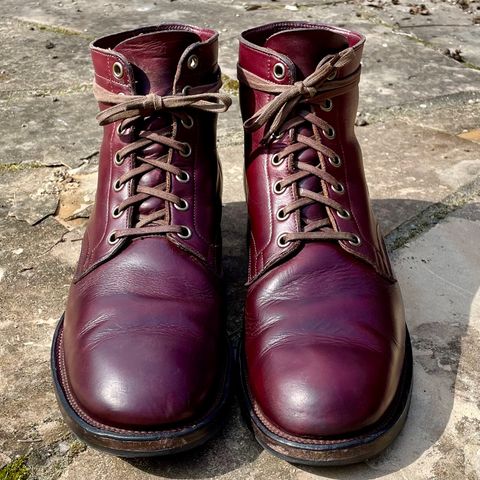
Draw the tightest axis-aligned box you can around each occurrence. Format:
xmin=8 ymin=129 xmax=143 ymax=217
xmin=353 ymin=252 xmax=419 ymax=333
xmin=63 ymin=25 xmax=230 ymax=430
xmin=239 ymin=22 xmax=406 ymax=438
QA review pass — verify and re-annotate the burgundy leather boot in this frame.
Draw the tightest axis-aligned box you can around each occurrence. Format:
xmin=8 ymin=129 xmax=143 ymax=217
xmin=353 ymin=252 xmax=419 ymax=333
xmin=238 ymin=22 xmax=412 ymax=465
xmin=50 ymin=25 xmax=232 ymax=456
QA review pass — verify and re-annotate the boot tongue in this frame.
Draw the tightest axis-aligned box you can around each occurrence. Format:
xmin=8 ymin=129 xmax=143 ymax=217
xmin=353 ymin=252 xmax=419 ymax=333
xmin=114 ymin=30 xmax=200 ymax=94
xmin=264 ymin=28 xmax=349 ymax=79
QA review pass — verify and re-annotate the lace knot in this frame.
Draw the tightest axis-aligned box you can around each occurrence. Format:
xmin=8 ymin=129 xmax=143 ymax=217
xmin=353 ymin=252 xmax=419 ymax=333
xmin=294 ymin=81 xmax=316 ymax=98
xmin=145 ymin=94 xmax=164 ymax=111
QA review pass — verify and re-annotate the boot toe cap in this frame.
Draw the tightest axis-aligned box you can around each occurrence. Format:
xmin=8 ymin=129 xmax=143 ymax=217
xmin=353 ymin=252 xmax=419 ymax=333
xmin=250 ymin=343 xmax=394 ymax=437
xmin=65 ymin=331 xmax=219 ymax=429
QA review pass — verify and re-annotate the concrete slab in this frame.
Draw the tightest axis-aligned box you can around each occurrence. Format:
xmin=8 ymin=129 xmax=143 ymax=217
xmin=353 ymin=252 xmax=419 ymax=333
xmin=0 ymin=93 xmax=99 ymax=167
xmin=0 ymin=20 xmax=91 ymax=96
xmin=361 ymin=0 xmax=480 ymax=68
xmin=358 ymin=121 xmax=480 ymax=233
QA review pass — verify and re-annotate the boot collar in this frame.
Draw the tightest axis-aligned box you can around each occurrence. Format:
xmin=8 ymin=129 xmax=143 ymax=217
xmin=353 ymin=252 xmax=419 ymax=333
xmin=239 ymin=22 xmax=365 ymax=85
xmin=90 ymin=24 xmax=219 ymax=96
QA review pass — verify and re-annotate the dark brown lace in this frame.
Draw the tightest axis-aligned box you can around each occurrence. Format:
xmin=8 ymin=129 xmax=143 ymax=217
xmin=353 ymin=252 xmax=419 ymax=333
xmin=93 ymin=81 xmax=231 ymax=242
xmin=238 ymin=47 xmax=362 ymax=246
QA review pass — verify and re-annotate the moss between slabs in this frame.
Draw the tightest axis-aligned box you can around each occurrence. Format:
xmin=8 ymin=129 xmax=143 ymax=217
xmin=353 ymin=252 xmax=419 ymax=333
xmin=0 ymin=457 xmax=30 ymax=480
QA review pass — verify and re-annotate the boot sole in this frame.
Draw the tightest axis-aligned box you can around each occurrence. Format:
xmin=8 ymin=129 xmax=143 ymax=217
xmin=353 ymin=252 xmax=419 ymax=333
xmin=51 ymin=314 xmax=232 ymax=457
xmin=238 ymin=330 xmax=413 ymax=466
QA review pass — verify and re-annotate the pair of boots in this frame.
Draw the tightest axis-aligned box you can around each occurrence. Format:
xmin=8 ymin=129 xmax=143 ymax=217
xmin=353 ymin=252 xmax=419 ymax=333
xmin=51 ymin=21 xmax=412 ymax=465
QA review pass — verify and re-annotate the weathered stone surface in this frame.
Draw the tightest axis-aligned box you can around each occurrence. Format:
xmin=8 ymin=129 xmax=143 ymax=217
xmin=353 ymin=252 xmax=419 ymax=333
xmin=356 ymin=22 xmax=480 ymax=111
xmin=374 ymin=91 xmax=480 ymax=136
xmin=0 ymin=20 xmax=91 ymax=96
xmin=361 ymin=0 xmax=480 ymax=67
xmin=3 ymin=168 xmax=64 ymax=225
xmin=0 ymin=93 xmax=99 ymax=167
xmin=359 ymin=121 xmax=480 ymax=233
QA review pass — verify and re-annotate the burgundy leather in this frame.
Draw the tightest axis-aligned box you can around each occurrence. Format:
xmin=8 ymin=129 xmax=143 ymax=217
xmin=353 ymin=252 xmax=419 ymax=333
xmin=63 ymin=25 xmax=226 ymax=430
xmin=239 ymin=23 xmax=406 ymax=437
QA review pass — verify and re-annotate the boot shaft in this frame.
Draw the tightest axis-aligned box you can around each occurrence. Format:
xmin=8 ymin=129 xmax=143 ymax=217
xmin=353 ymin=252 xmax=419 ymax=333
xmin=238 ymin=22 xmax=394 ymax=282
xmin=75 ymin=25 xmax=227 ymax=280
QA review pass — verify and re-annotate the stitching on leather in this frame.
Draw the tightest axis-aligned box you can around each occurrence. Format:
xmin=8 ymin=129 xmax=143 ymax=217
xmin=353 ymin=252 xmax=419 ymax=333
xmin=85 ymin=124 xmax=115 ymax=271
xmin=192 ymin=115 xmax=210 ymax=246
xmin=94 ymin=72 xmax=126 ymax=89
xmin=249 ymin=229 xmax=257 ymax=280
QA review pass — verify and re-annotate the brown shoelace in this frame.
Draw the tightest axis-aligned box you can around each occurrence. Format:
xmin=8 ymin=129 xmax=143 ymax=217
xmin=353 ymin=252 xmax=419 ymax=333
xmin=93 ymin=80 xmax=232 ymax=242
xmin=238 ymin=47 xmax=362 ymax=246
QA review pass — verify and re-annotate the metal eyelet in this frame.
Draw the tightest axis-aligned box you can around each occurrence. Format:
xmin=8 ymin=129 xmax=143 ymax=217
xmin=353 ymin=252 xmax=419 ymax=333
xmin=323 ymin=127 xmax=336 ymax=140
xmin=116 ymin=123 xmax=126 ymax=136
xmin=276 ymin=208 xmax=290 ymax=221
xmin=177 ymin=226 xmax=192 ymax=239
xmin=174 ymin=198 xmax=189 ymax=211
xmin=108 ymin=232 xmax=119 ymax=245
xmin=187 ymin=55 xmax=199 ymax=70
xmin=321 ymin=98 xmax=333 ymax=112
xmin=347 ymin=233 xmax=362 ymax=247
xmin=329 ymin=155 xmax=342 ymax=167
xmin=271 ymin=154 xmax=284 ymax=167
xmin=180 ymin=143 xmax=192 ymax=157
xmin=181 ymin=115 xmax=194 ymax=129
xmin=273 ymin=180 xmax=286 ymax=195
xmin=269 ymin=131 xmax=284 ymax=143
xmin=327 ymin=70 xmax=337 ymax=81
xmin=112 ymin=62 xmax=124 ymax=79
xmin=112 ymin=206 xmax=123 ymax=218
xmin=331 ymin=182 xmax=344 ymax=194
xmin=273 ymin=62 xmax=286 ymax=80
xmin=182 ymin=85 xmax=191 ymax=95
xmin=348 ymin=234 xmax=362 ymax=246
xmin=337 ymin=208 xmax=351 ymax=220
xmin=113 ymin=179 xmax=124 ymax=192
xmin=175 ymin=170 xmax=190 ymax=183
xmin=277 ymin=233 xmax=289 ymax=248
xmin=114 ymin=152 xmax=123 ymax=166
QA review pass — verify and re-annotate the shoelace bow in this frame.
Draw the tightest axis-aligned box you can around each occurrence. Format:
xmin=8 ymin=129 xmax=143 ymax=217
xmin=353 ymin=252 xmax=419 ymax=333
xmin=93 ymin=80 xmax=232 ymax=242
xmin=238 ymin=47 xmax=361 ymax=246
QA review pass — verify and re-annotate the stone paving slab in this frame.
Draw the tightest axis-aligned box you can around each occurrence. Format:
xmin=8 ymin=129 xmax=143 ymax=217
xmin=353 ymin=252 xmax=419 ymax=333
xmin=364 ymin=91 xmax=480 ymax=135
xmin=0 ymin=93 xmax=98 ymax=167
xmin=1 ymin=167 xmax=64 ymax=225
xmin=356 ymin=23 xmax=480 ymax=111
xmin=0 ymin=20 xmax=91 ymax=96
xmin=362 ymin=0 xmax=480 ymax=67
xmin=358 ymin=121 xmax=480 ymax=233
